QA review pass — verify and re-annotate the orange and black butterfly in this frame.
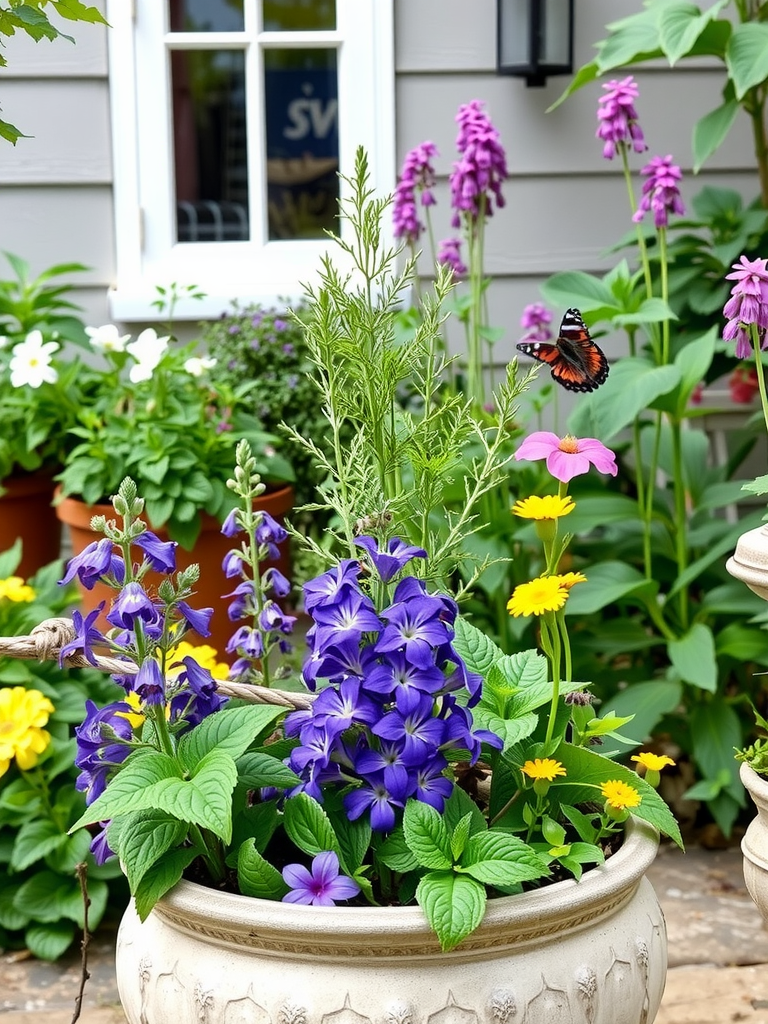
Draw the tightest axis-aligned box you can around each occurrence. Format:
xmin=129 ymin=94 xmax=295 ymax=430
xmin=516 ymin=307 xmax=609 ymax=393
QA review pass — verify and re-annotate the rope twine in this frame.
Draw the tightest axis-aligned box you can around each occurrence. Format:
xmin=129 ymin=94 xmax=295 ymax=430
xmin=0 ymin=618 xmax=314 ymax=711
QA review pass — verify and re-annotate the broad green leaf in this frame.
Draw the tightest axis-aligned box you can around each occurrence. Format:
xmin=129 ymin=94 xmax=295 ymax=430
xmin=376 ymin=827 xmax=420 ymax=873
xmin=133 ymin=849 xmax=197 ymax=921
xmin=10 ymin=819 xmax=68 ymax=871
xmin=24 ymin=921 xmax=75 ymax=961
xmin=332 ymin=812 xmax=372 ymax=875
xmin=416 ymin=871 xmax=486 ymax=952
xmin=452 ymin=617 xmax=504 ymax=677
xmin=0 ymin=883 xmax=29 ymax=929
xmin=669 ymin=509 xmax=764 ymax=596
xmin=459 ymin=831 xmax=548 ymax=887
xmin=674 ymin=328 xmax=717 ymax=409
xmin=668 ymin=623 xmax=718 ymax=692
xmin=691 ymin=699 xmax=744 ymax=806
xmin=471 ymin=706 xmax=538 ymax=748
xmin=117 ymin=811 xmax=189 ymax=892
xmin=715 ymin=623 xmax=768 ymax=664
xmin=51 ymin=829 xmax=91 ymax=873
xmin=179 ymin=705 xmax=284 ymax=771
xmin=539 ymin=271 xmax=615 ymax=312
xmin=57 ymin=878 xmax=108 ymax=929
xmin=403 ymin=800 xmax=453 ymax=870
xmin=693 ymin=99 xmax=740 ymax=171
xmin=568 ymin=360 xmax=681 ymax=440
xmin=237 ymin=840 xmax=288 ymax=900
xmin=614 ymin=298 xmax=677 ymax=326
xmin=564 ymin=562 xmax=657 ymax=615
xmin=235 ymin=751 xmax=300 ymax=790
xmin=150 ymin=750 xmax=238 ymax=842
xmin=726 ymin=23 xmax=768 ymax=100
xmin=13 ymin=871 xmax=74 ymax=923
xmin=283 ymin=793 xmax=343 ymax=864
xmin=603 ymin=681 xmax=682 ymax=746
xmin=659 ymin=0 xmax=729 ymax=65
xmin=70 ymin=751 xmax=183 ymax=830
xmin=450 ymin=813 xmax=473 ymax=861
xmin=442 ymin=785 xmax=488 ymax=837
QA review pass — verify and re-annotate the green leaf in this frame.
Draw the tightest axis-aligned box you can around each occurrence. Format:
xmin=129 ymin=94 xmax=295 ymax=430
xmin=0 ymin=883 xmax=29 ymax=929
xmin=235 ymin=751 xmax=300 ymax=790
xmin=452 ymin=616 xmax=504 ymax=677
xmin=117 ymin=811 xmax=189 ymax=892
xmin=659 ymin=0 xmax=729 ymax=65
xmin=539 ymin=271 xmax=616 ymax=312
xmin=12 ymin=871 xmax=73 ymax=923
xmin=691 ymin=699 xmax=745 ymax=806
xmin=237 ymin=840 xmax=288 ymax=900
xmin=24 ymin=921 xmax=75 ymax=961
xmin=674 ymin=328 xmax=717 ymax=410
xmin=376 ymin=827 xmax=420 ymax=873
xmin=282 ymin=793 xmax=343 ymax=864
xmin=564 ymin=562 xmax=657 ymax=615
xmin=133 ymin=849 xmax=197 ymax=921
xmin=602 ymin=681 xmax=683 ymax=747
xmin=667 ymin=623 xmax=718 ymax=692
xmin=450 ymin=813 xmax=473 ymax=861
xmin=459 ymin=831 xmax=548 ymax=887
xmin=693 ymin=99 xmax=740 ymax=172
xmin=614 ymin=298 xmax=677 ymax=326
xmin=725 ymin=22 xmax=768 ymax=100
xmin=568 ymin=359 xmax=681 ymax=441
xmin=332 ymin=812 xmax=372 ymax=875
xmin=70 ymin=751 xmax=183 ymax=830
xmin=416 ymin=871 xmax=486 ymax=952
xmin=10 ymin=819 xmax=68 ymax=871
xmin=151 ymin=750 xmax=238 ymax=842
xmin=178 ymin=704 xmax=284 ymax=771
xmin=403 ymin=800 xmax=453 ymax=870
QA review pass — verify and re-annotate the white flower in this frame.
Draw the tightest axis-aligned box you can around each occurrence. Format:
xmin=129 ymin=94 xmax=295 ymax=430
xmin=184 ymin=355 xmax=217 ymax=377
xmin=126 ymin=328 xmax=170 ymax=383
xmin=86 ymin=323 xmax=131 ymax=352
xmin=0 ymin=336 xmax=9 ymax=349
xmin=9 ymin=330 xmax=59 ymax=388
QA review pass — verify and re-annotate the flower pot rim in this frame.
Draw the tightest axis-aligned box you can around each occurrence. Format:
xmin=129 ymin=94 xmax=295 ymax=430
xmin=150 ymin=817 xmax=659 ymax=957
xmin=741 ymin=760 xmax=768 ymax=797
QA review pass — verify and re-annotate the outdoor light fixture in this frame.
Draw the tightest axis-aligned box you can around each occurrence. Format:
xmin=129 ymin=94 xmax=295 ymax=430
xmin=497 ymin=0 xmax=574 ymax=87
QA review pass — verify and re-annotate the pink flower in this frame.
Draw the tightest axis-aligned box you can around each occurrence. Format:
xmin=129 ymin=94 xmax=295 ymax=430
xmin=514 ymin=432 xmax=618 ymax=483
xmin=393 ymin=141 xmax=439 ymax=245
xmin=729 ymin=365 xmax=759 ymax=404
xmin=596 ymin=76 xmax=646 ymax=161
xmin=520 ymin=302 xmax=553 ymax=342
xmin=723 ymin=254 xmax=768 ymax=359
xmin=449 ymin=100 xmax=507 ymax=229
xmin=437 ymin=237 xmax=467 ymax=277
xmin=632 ymin=155 xmax=685 ymax=229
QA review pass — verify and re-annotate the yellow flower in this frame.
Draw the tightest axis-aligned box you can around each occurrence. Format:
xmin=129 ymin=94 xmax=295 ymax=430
xmin=507 ymin=575 xmax=568 ymax=617
xmin=600 ymin=779 xmax=642 ymax=810
xmin=554 ymin=571 xmax=587 ymax=590
xmin=115 ymin=690 xmax=146 ymax=730
xmin=521 ymin=758 xmax=567 ymax=782
xmin=512 ymin=495 xmax=575 ymax=520
xmin=631 ymin=752 xmax=675 ymax=772
xmin=0 ymin=576 xmax=36 ymax=602
xmin=167 ymin=641 xmax=229 ymax=680
xmin=0 ymin=686 xmax=54 ymax=776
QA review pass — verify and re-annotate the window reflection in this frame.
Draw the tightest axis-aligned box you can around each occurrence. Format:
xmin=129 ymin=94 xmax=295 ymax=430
xmin=263 ymin=0 xmax=335 ymax=32
xmin=169 ymin=0 xmax=244 ymax=33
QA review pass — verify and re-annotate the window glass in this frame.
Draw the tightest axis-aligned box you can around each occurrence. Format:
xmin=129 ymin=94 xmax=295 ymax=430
xmin=263 ymin=0 xmax=335 ymax=32
xmin=264 ymin=48 xmax=339 ymax=240
xmin=169 ymin=0 xmax=245 ymax=32
xmin=171 ymin=49 xmax=249 ymax=242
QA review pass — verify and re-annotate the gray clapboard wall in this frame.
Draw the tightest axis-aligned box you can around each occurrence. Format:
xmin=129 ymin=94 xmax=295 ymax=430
xmin=0 ymin=0 xmax=759 ymax=351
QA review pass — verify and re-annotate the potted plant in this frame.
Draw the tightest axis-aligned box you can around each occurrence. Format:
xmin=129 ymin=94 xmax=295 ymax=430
xmin=0 ymin=253 xmax=90 ymax=578
xmin=29 ymin=152 xmax=679 ymax=1024
xmin=54 ymin=321 xmax=295 ymax=654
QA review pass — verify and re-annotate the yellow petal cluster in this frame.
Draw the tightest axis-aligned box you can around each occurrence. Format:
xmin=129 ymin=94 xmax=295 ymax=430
xmin=600 ymin=779 xmax=642 ymax=810
xmin=521 ymin=758 xmax=566 ymax=782
xmin=0 ymin=686 xmax=54 ymax=776
xmin=167 ymin=641 xmax=229 ymax=680
xmin=512 ymin=494 xmax=575 ymax=521
xmin=554 ymin=571 xmax=588 ymax=590
xmin=631 ymin=751 xmax=675 ymax=772
xmin=507 ymin=575 xmax=568 ymax=617
xmin=0 ymin=576 xmax=36 ymax=602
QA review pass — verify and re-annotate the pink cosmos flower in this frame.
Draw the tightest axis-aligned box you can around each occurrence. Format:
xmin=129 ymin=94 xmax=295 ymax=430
xmin=515 ymin=432 xmax=618 ymax=483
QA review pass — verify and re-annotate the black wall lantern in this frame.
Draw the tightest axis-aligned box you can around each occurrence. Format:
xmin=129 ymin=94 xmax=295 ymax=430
xmin=497 ymin=0 xmax=574 ymax=87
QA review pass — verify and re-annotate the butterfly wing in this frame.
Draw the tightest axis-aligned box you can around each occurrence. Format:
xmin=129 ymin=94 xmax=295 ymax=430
xmin=516 ymin=307 xmax=609 ymax=393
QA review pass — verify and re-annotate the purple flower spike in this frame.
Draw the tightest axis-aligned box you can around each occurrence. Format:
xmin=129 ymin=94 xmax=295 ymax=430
xmin=393 ymin=140 xmax=439 ymax=245
xmin=723 ymin=254 xmax=768 ymax=359
xmin=449 ymin=100 xmax=507 ymax=229
xmin=59 ymin=605 xmax=106 ymax=667
xmin=596 ymin=75 xmax=646 ymax=161
xmin=520 ymin=303 xmax=553 ymax=342
xmin=59 ymin=537 xmax=115 ymax=590
xmin=437 ymin=237 xmax=467 ymax=278
xmin=632 ymin=155 xmax=685 ymax=229
xmin=134 ymin=658 xmax=165 ymax=706
xmin=221 ymin=509 xmax=241 ymax=537
xmin=106 ymin=581 xmax=160 ymax=630
xmin=134 ymin=531 xmax=177 ymax=573
xmin=355 ymin=535 xmax=427 ymax=583
xmin=281 ymin=850 xmax=360 ymax=906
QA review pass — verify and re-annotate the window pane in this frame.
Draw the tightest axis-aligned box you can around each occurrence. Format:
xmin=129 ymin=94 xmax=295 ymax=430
xmin=169 ymin=0 xmax=244 ymax=32
xmin=171 ymin=50 xmax=249 ymax=242
xmin=264 ymin=48 xmax=339 ymax=240
xmin=263 ymin=0 xmax=335 ymax=31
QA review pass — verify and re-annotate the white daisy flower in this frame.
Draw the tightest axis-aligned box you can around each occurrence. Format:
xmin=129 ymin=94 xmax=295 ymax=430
xmin=9 ymin=330 xmax=59 ymax=388
xmin=184 ymin=355 xmax=217 ymax=377
xmin=85 ymin=323 xmax=131 ymax=352
xmin=126 ymin=328 xmax=170 ymax=383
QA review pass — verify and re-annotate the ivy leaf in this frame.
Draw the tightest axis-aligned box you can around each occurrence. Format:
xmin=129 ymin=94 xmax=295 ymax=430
xmin=237 ymin=840 xmax=289 ymax=900
xmin=415 ymin=871 xmax=486 ymax=952
xmin=403 ymin=801 xmax=453 ymax=871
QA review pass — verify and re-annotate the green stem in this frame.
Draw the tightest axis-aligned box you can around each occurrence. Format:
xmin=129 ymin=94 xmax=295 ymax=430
xmin=540 ymin=613 xmax=562 ymax=745
xmin=669 ymin=416 xmax=689 ymax=629
xmin=620 ymin=145 xmax=661 ymax=363
xmin=752 ymin=323 xmax=768 ymax=436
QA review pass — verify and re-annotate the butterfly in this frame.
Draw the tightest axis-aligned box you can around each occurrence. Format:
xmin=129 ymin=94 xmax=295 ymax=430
xmin=516 ymin=307 xmax=609 ymax=393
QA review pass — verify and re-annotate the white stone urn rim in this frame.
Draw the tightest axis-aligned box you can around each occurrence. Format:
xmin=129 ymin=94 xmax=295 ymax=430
xmin=151 ymin=817 xmax=659 ymax=958
xmin=741 ymin=760 xmax=768 ymax=806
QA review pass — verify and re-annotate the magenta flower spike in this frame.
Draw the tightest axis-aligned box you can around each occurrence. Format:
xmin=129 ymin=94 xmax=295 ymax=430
xmin=596 ymin=75 xmax=647 ymax=161
xmin=632 ymin=155 xmax=685 ymax=228
xmin=515 ymin=431 xmax=618 ymax=483
xmin=393 ymin=141 xmax=439 ymax=245
xmin=520 ymin=302 xmax=553 ymax=342
xmin=723 ymin=255 xmax=768 ymax=359
xmin=449 ymin=100 xmax=508 ymax=228
xmin=436 ymin=237 xmax=467 ymax=277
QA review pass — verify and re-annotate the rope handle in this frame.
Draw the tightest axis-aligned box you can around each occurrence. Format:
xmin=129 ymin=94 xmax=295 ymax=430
xmin=0 ymin=617 xmax=313 ymax=710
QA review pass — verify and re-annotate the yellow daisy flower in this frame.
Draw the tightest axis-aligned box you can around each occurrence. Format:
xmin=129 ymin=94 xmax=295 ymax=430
xmin=631 ymin=752 xmax=675 ymax=772
xmin=507 ymin=575 xmax=568 ymax=617
xmin=600 ymin=779 xmax=642 ymax=810
xmin=521 ymin=758 xmax=566 ymax=782
xmin=554 ymin=571 xmax=588 ymax=590
xmin=0 ymin=686 xmax=54 ymax=776
xmin=512 ymin=494 xmax=575 ymax=520
xmin=0 ymin=576 xmax=36 ymax=602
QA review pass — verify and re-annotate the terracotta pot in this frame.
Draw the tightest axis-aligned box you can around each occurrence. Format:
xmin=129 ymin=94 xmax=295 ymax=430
xmin=0 ymin=473 xmax=61 ymax=580
xmin=741 ymin=762 xmax=768 ymax=922
xmin=54 ymin=486 xmax=294 ymax=659
xmin=115 ymin=818 xmax=666 ymax=1024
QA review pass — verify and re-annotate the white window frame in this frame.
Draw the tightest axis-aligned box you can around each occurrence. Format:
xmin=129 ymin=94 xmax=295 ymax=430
xmin=105 ymin=0 xmax=395 ymax=321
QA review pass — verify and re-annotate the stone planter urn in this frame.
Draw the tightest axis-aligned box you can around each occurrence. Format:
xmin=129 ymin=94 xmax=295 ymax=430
xmin=115 ymin=818 xmax=667 ymax=1024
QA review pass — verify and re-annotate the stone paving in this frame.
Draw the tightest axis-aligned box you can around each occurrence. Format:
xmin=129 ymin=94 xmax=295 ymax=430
xmin=1 ymin=842 xmax=768 ymax=1024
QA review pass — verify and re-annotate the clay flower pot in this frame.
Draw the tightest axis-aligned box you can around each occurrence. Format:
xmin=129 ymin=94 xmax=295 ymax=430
xmin=0 ymin=472 xmax=61 ymax=580
xmin=115 ymin=818 xmax=666 ymax=1024
xmin=54 ymin=486 xmax=294 ymax=659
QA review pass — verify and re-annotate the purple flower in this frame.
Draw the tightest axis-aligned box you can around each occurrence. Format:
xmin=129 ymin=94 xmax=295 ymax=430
xmin=311 ymin=677 xmax=380 ymax=737
xmin=393 ymin=140 xmax=439 ymax=244
xmin=282 ymin=850 xmax=360 ymax=906
xmin=437 ymin=237 xmax=467 ymax=278
xmin=411 ymin=755 xmax=453 ymax=812
xmin=259 ymin=600 xmax=296 ymax=635
xmin=375 ymin=582 xmax=452 ymax=669
xmin=303 ymin=560 xmax=361 ymax=611
xmin=59 ymin=538 xmax=118 ymax=590
xmin=264 ymin=567 xmax=291 ymax=598
xmin=632 ymin=155 xmax=685 ymax=228
xmin=134 ymin=531 xmax=177 ymax=573
xmin=596 ymin=75 xmax=646 ymax=161
xmin=221 ymin=509 xmax=242 ymax=537
xmin=354 ymin=535 xmax=427 ymax=583
xmin=59 ymin=605 xmax=106 ymax=667
xmin=106 ymin=581 xmax=160 ymax=631
xmin=226 ymin=624 xmax=264 ymax=658
xmin=449 ymin=100 xmax=507 ymax=229
xmin=311 ymin=587 xmax=381 ymax=652
xmin=170 ymin=655 xmax=227 ymax=727
xmin=222 ymin=549 xmax=246 ymax=579
xmin=372 ymin=688 xmax=445 ymax=766
xmin=224 ymin=580 xmax=254 ymax=621
xmin=723 ymin=255 xmax=768 ymax=359
xmin=520 ymin=303 xmax=553 ymax=342
xmin=364 ymin=649 xmax=445 ymax=698
xmin=90 ymin=824 xmax=114 ymax=865
xmin=255 ymin=511 xmax=288 ymax=547
xmin=274 ymin=318 xmax=287 ymax=332
xmin=134 ymin=658 xmax=165 ymax=706
xmin=74 ymin=699 xmax=135 ymax=803
xmin=344 ymin=765 xmax=410 ymax=831
xmin=177 ymin=600 xmax=213 ymax=638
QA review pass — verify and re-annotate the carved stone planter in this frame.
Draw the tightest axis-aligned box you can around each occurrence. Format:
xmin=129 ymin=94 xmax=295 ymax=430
xmin=726 ymin=523 xmax=768 ymax=601
xmin=740 ymin=762 xmax=768 ymax=922
xmin=115 ymin=818 xmax=666 ymax=1024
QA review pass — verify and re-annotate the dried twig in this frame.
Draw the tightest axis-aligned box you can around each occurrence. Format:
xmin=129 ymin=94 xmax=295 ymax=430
xmin=70 ymin=862 xmax=91 ymax=1024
